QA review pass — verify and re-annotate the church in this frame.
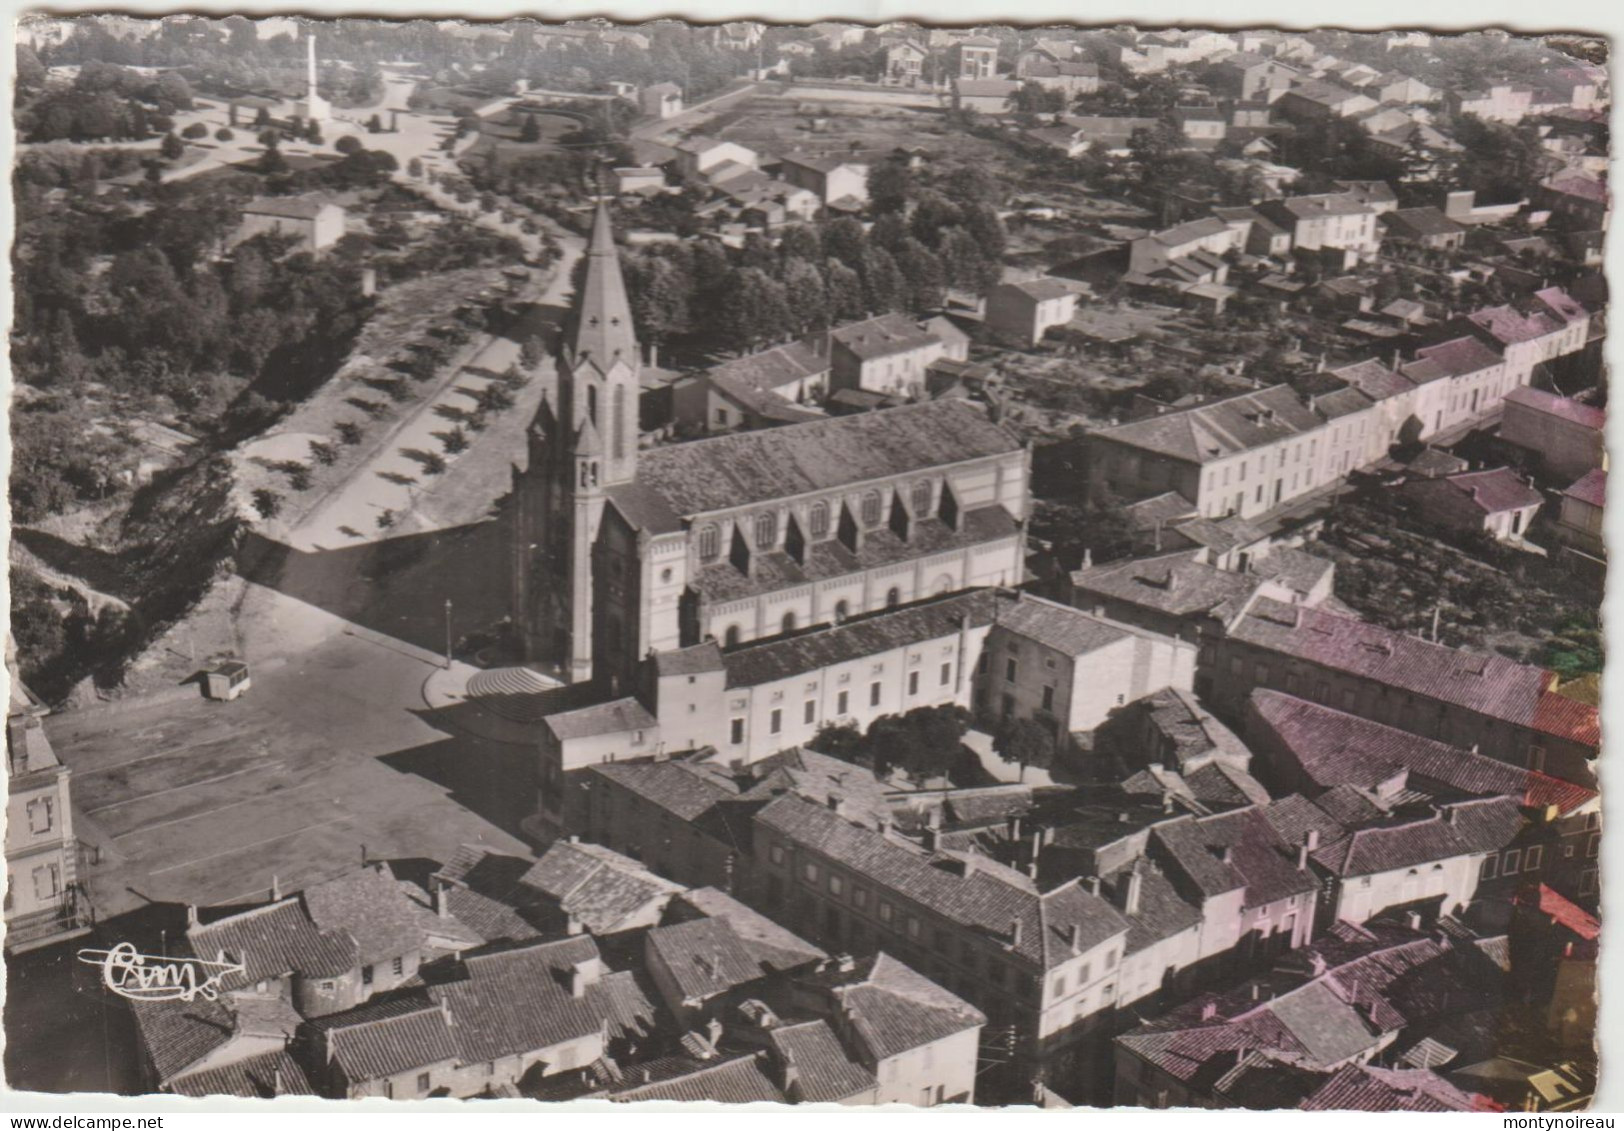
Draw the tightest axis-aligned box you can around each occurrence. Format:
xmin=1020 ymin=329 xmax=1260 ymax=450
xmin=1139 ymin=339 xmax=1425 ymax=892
xmin=510 ymin=204 xmax=1033 ymax=695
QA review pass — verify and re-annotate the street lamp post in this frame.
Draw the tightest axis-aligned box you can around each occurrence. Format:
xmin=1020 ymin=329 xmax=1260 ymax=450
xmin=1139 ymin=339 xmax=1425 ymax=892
xmin=444 ymin=598 xmax=453 ymax=669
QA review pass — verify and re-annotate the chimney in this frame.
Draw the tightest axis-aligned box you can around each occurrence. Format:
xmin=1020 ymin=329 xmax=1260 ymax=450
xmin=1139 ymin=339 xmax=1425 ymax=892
xmin=1221 ymin=846 xmax=1234 ymax=865
xmin=570 ymin=956 xmax=602 ymax=998
xmin=1069 ymin=923 xmax=1083 ymax=952
xmin=1200 ymin=1001 xmax=1218 ymax=1021
xmin=1082 ymin=548 xmax=1093 ymax=569
xmin=1297 ymin=842 xmax=1311 ymax=871
xmin=1124 ymin=869 xmax=1144 ymax=915
xmin=273 ymin=1066 xmax=283 ymax=1095
xmin=1008 ymin=815 xmax=1023 ymax=841
xmin=187 ymin=904 xmax=199 ymax=926
xmin=1405 ymin=910 xmax=1423 ymax=932
xmin=922 ymin=825 xmax=940 ymax=852
xmin=271 ymin=875 xmax=282 ymax=902
xmin=436 ymin=885 xmax=450 ymax=919
xmin=1009 ymin=918 xmax=1023 ymax=948
xmin=1306 ymin=829 xmax=1320 ymax=851
xmin=826 ymin=793 xmax=842 ymax=812
xmin=360 ymin=267 xmax=377 ymax=298
xmin=1087 ymin=876 xmax=1102 ymax=897
xmin=1447 ymin=808 xmax=1459 ymax=826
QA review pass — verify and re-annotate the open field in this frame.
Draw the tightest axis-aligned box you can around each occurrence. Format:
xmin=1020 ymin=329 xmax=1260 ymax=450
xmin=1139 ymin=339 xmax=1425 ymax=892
xmin=710 ymin=91 xmax=1010 ymax=164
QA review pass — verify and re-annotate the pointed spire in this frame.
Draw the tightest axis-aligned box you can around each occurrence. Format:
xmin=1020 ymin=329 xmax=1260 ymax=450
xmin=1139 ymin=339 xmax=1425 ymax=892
xmin=569 ymin=200 xmax=637 ymax=369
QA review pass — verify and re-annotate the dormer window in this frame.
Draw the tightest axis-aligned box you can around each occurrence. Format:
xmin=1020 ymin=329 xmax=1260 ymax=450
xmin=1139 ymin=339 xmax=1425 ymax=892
xmin=861 ymin=491 xmax=883 ymax=525
xmin=755 ymin=512 xmax=777 ymax=550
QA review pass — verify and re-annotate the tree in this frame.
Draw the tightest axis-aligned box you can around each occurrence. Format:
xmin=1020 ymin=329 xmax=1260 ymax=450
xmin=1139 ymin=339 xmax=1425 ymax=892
xmin=253 ymin=105 xmax=271 ymax=128
xmin=181 ymin=122 xmax=208 ymax=140
xmin=717 ymin=268 xmax=791 ymax=353
xmin=419 ymin=451 xmax=447 ymax=475
xmin=442 ymin=426 xmax=470 ymax=454
xmin=866 ymin=704 xmax=971 ymax=781
xmin=822 ymin=216 xmax=868 ymax=269
xmin=334 ymin=134 xmax=363 ymax=156
xmin=309 ymin=440 xmax=338 ymax=466
xmin=824 ymin=259 xmax=865 ymax=323
xmin=215 ymin=127 xmax=235 ymax=142
xmin=866 ymin=157 xmax=913 ymax=214
xmin=407 ymin=156 xmax=424 ymax=178
xmin=366 ymin=113 xmax=383 ymax=133
xmin=335 ymin=420 xmax=364 ymax=445
xmin=376 ymin=508 xmax=396 ymax=530
xmin=518 ymin=113 xmax=541 ymax=143
xmin=160 ymin=131 xmax=184 ymax=161
xmin=251 ymin=488 xmax=282 ymax=519
xmin=306 ymin=121 xmax=323 ymax=145
xmin=994 ymin=717 xmax=1056 ymax=782
xmin=780 ymin=257 xmax=829 ymax=336
xmin=893 ymin=238 xmax=947 ymax=313
xmin=858 ymin=246 xmax=907 ymax=315
xmin=625 ymin=254 xmax=690 ymax=366
xmin=809 ymin=720 xmax=867 ymax=766
xmin=778 ymin=223 xmax=821 ymax=264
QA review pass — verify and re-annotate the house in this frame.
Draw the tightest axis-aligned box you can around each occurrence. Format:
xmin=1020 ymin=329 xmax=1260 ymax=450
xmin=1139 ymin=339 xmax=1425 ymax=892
xmin=881 ymin=39 xmax=929 ymax=85
xmin=1172 ymin=105 xmax=1226 ymax=147
xmin=1059 ymin=115 xmax=1162 ymax=156
xmin=977 ymin=592 xmax=1197 ymax=742
xmin=1020 ymin=60 xmax=1102 ymax=96
xmin=639 ymin=82 xmax=683 ymax=119
xmin=1086 ymin=382 xmax=1379 ymax=521
xmin=1456 ymin=287 xmax=1591 ymax=388
xmin=828 ymin=312 xmax=961 ymax=396
xmin=1115 ymin=918 xmax=1503 ymax=1109
xmin=1254 ymin=192 xmax=1381 ymax=259
xmin=1128 ymin=217 xmax=1245 ymax=277
xmin=1554 ymin=469 xmax=1605 ymax=561
xmin=674 ymin=136 xmax=759 ymax=182
xmin=673 ymin=340 xmax=831 ymax=432
xmin=790 ymin=953 xmax=986 ymax=1106
xmin=778 ymin=153 xmax=870 ymax=207
xmin=952 ymin=77 xmax=1021 ymax=115
xmin=1509 ymin=885 xmax=1598 ymax=1052
xmin=1534 ymin=173 xmax=1608 ymax=231
xmin=1203 ymin=53 xmax=1300 ymax=102
xmin=1273 ymin=80 xmax=1377 ymax=122
xmin=1363 ymin=71 xmax=1436 ymax=104
xmin=950 ymin=36 xmax=999 ymax=79
xmin=984 ymin=277 xmax=1080 ymax=346
xmin=712 ymin=21 xmax=765 ymax=51
xmin=1449 ymin=84 xmax=1536 ymax=124
xmin=1016 ymin=38 xmax=1080 ymax=74
xmin=235 ymin=195 xmax=345 ymax=253
xmin=1332 ymin=179 xmax=1400 ymax=214
xmin=1204 ymin=597 xmax=1599 ymax=787
xmin=644 ymin=914 xmax=825 ymax=1026
xmin=613 ymin=166 xmax=666 ymax=196
xmin=1380 ymin=206 xmax=1468 ymax=251
xmin=1213 ymin=207 xmax=1293 ymax=258
xmin=1499 ymin=387 xmax=1606 ymax=482
xmin=4 ymin=659 xmax=88 ymax=954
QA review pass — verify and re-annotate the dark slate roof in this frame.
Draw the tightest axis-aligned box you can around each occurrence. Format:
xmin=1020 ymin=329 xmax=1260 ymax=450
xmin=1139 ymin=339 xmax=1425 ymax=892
xmin=722 ymin=589 xmax=997 ymax=689
xmin=520 ymin=839 xmax=682 ymax=934
xmin=1409 ymin=335 xmax=1504 ymax=379
xmin=633 ymin=399 xmax=1020 ymax=517
xmin=1155 ymin=808 xmax=1318 ymax=907
xmin=769 ymin=1020 xmax=876 ymax=1101
xmin=756 ymin=796 xmax=1129 ymax=969
xmin=810 ymin=952 xmax=987 ymax=1060
xmin=1102 ymin=862 xmax=1204 ymax=956
xmin=1247 ymin=691 xmax=1596 ymax=814
xmin=1227 ymin=598 xmax=1599 ymax=746
xmin=708 ymin=340 xmax=829 ymax=393
xmin=1131 ymin=687 xmax=1253 ymax=770
xmin=653 ymin=641 xmax=726 ymax=676
xmin=302 ymin=864 xmax=478 ymax=968
xmin=673 ymin=887 xmax=828 ymax=968
xmin=168 ymin=1049 xmax=315 ymax=1099
xmin=1301 ymin=1064 xmax=1478 ymax=1111
xmin=188 ymin=898 xmax=357 ymax=992
xmin=830 ymin=311 xmax=939 ymax=360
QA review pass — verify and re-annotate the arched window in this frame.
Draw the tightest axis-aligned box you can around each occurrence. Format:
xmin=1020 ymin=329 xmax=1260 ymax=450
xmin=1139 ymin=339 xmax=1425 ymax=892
xmin=698 ymin=525 xmax=720 ymax=561
xmin=586 ymin=384 xmax=598 ymax=427
xmin=912 ymin=480 xmax=933 ymax=516
xmin=611 ymin=386 xmax=625 ymax=462
xmin=833 ymin=600 xmax=850 ymax=623
xmin=781 ymin=611 xmax=797 ymax=634
xmin=861 ymin=490 xmax=882 ymax=525
xmin=808 ymin=501 xmax=830 ymax=539
xmin=886 ymin=586 xmax=901 ymax=608
xmin=755 ymin=511 xmax=777 ymax=550
xmin=723 ymin=624 xmax=742 ymax=648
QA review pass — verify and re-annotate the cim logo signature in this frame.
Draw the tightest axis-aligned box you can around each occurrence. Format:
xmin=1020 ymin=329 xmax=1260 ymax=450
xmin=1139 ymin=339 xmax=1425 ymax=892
xmin=77 ymin=942 xmax=245 ymax=1003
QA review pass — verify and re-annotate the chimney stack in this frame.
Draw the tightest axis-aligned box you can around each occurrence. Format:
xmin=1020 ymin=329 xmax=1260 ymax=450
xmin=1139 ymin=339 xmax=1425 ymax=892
xmin=1405 ymin=910 xmax=1423 ymax=932
xmin=1069 ymin=923 xmax=1083 ymax=952
xmin=1009 ymin=919 xmax=1023 ymax=948
xmin=1201 ymin=1001 xmax=1218 ymax=1021
xmin=187 ymin=904 xmax=199 ymax=927
xmin=1306 ymin=829 xmax=1320 ymax=851
xmin=436 ymin=884 xmax=450 ymax=919
xmin=1087 ymin=876 xmax=1102 ymax=897
xmin=271 ymin=875 xmax=282 ymax=902
xmin=1122 ymin=868 xmax=1144 ymax=916
xmin=570 ymin=956 xmax=602 ymax=998
xmin=360 ymin=267 xmax=377 ymax=298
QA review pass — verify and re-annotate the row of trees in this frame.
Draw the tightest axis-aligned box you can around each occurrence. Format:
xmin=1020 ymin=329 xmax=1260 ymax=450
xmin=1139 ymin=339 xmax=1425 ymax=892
xmin=810 ymin=703 xmax=1059 ymax=783
xmin=616 ymin=160 xmax=1009 ymax=360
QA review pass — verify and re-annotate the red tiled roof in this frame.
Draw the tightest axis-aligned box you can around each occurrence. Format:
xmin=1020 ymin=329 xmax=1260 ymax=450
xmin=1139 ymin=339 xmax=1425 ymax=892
xmin=1228 ymin=599 xmax=1599 ymax=746
xmin=1405 ymin=467 xmax=1543 ymax=518
xmin=1522 ymin=883 xmax=1600 ymax=941
xmin=1504 ymin=386 xmax=1605 ymax=430
xmin=1563 ymin=468 xmax=1606 ymax=508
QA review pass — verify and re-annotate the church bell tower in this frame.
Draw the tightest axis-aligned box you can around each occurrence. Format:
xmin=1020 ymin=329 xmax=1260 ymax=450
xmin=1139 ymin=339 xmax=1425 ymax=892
xmin=511 ymin=200 xmax=640 ymax=683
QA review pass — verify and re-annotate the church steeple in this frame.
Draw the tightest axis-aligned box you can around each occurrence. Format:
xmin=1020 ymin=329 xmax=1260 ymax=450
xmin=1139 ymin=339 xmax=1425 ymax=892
xmin=568 ymin=200 xmax=638 ymax=371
